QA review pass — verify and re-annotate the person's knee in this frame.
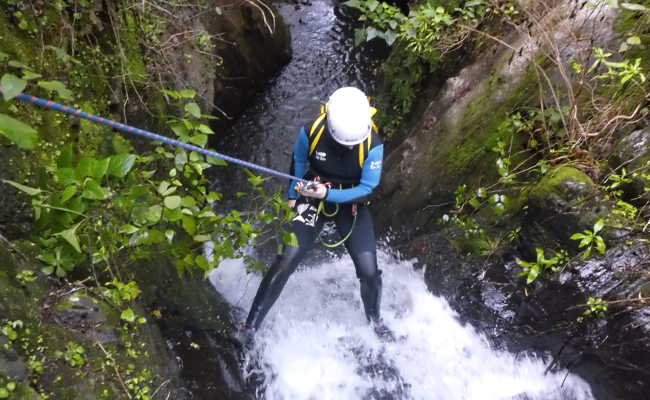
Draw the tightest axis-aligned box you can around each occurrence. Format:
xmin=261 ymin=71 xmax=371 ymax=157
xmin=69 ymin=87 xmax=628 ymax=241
xmin=278 ymin=245 xmax=301 ymax=266
xmin=268 ymin=245 xmax=301 ymax=281
xmin=354 ymin=251 xmax=380 ymax=281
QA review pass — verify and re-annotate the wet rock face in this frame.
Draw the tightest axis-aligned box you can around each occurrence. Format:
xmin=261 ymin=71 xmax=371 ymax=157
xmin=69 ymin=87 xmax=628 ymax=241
xmin=126 ymin=257 xmax=251 ymax=400
xmin=400 ymin=228 xmax=650 ymax=399
xmin=0 ymin=149 xmax=34 ymax=241
xmin=377 ymin=0 xmax=620 ymax=229
xmin=158 ymin=0 xmax=291 ymax=125
xmin=610 ymin=128 xmax=650 ymax=204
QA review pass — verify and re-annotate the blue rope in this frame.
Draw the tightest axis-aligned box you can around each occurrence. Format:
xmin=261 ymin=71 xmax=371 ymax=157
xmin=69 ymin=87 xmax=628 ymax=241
xmin=15 ymin=93 xmax=311 ymax=185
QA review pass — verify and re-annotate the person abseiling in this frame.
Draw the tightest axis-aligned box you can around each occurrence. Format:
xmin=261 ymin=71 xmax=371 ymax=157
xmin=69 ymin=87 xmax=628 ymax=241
xmin=242 ymin=86 xmax=392 ymax=342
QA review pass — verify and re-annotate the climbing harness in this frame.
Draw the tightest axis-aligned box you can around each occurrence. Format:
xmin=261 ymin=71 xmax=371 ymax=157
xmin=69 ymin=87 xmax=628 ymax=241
xmin=317 ymin=202 xmax=358 ymax=248
xmin=14 ymin=93 xmax=316 ymax=187
xmin=307 ymin=178 xmax=358 ymax=248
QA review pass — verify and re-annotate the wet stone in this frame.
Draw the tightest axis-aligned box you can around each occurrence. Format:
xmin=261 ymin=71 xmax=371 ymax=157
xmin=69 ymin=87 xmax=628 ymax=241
xmin=0 ymin=337 xmax=28 ymax=380
xmin=53 ymin=293 xmax=117 ymax=343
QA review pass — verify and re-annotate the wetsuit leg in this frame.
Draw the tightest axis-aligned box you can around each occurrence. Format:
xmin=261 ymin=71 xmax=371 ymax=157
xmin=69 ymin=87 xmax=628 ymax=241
xmin=245 ymin=199 xmax=323 ymax=330
xmin=334 ymin=204 xmax=382 ymax=322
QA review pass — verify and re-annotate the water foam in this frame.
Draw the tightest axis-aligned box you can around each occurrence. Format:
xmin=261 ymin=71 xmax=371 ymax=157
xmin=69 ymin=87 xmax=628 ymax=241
xmin=210 ymin=248 xmax=594 ymax=400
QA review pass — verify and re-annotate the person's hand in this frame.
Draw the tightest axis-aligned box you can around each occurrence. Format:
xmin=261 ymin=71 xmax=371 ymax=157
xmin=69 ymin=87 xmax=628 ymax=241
xmin=287 ymin=199 xmax=296 ymax=209
xmin=296 ymin=182 xmax=328 ymax=199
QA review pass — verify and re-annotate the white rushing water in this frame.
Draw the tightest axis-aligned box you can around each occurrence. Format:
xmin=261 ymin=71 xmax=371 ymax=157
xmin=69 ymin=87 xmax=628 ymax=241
xmin=209 ymin=247 xmax=595 ymax=400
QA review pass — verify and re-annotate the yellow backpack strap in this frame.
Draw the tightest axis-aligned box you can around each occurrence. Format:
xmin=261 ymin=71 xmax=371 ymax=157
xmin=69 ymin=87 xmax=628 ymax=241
xmin=309 ymin=113 xmax=327 ymax=137
xmin=310 ymin=125 xmax=326 ymax=155
xmin=309 ymin=113 xmax=327 ymax=155
xmin=358 ymin=140 xmax=365 ymax=168
xmin=358 ymin=125 xmax=374 ymax=168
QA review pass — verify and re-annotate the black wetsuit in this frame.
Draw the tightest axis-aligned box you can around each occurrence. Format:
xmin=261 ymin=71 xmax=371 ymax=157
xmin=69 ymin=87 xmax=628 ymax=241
xmin=245 ymin=117 xmax=384 ymax=330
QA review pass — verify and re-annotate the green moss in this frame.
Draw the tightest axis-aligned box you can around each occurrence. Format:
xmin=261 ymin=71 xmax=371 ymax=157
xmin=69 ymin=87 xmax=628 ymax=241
xmin=121 ymin=10 xmax=147 ymax=83
xmin=433 ymin=64 xmax=538 ymax=181
xmin=528 ymin=166 xmax=594 ymax=200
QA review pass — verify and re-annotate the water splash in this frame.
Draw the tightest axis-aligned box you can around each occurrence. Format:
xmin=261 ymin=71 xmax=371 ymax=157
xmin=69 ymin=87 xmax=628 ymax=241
xmin=210 ymin=248 xmax=594 ymax=400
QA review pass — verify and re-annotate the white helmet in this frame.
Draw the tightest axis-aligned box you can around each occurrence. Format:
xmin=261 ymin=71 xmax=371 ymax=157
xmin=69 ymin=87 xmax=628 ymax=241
xmin=326 ymin=87 xmax=371 ymax=146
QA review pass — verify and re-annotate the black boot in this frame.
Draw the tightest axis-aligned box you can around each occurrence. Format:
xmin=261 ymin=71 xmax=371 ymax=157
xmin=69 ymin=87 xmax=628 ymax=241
xmin=372 ymin=319 xmax=396 ymax=342
xmin=360 ymin=271 xmax=395 ymax=341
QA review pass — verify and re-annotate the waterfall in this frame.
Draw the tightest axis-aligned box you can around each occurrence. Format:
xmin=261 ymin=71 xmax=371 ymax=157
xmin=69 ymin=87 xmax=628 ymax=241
xmin=210 ymin=247 xmax=594 ymax=400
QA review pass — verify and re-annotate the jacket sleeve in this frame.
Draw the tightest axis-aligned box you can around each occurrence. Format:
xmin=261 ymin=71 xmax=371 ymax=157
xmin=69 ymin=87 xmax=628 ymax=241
xmin=325 ymin=144 xmax=383 ymax=204
xmin=288 ymin=127 xmax=310 ymax=199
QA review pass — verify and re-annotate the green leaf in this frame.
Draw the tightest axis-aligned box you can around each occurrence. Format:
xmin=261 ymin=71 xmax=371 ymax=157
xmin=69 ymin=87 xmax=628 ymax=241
xmin=0 ymin=73 xmax=27 ymax=100
xmin=197 ymin=124 xmax=214 ymax=134
xmin=58 ymin=145 xmax=74 ymax=167
xmin=8 ymin=60 xmax=32 ymax=70
xmin=75 ymin=157 xmax=95 ymax=179
xmin=145 ymin=205 xmax=162 ymax=224
xmin=384 ymin=30 xmax=398 ymax=46
xmin=189 ymin=134 xmax=208 ymax=147
xmin=91 ymin=157 xmax=111 ymax=181
xmin=82 ymin=178 xmax=108 ymax=200
xmin=526 ymin=265 xmax=539 ymax=284
xmin=170 ymin=123 xmax=188 ymax=138
xmin=6 ymin=382 xmax=15 ymax=392
xmin=158 ymin=181 xmax=176 ymax=196
xmin=0 ymin=387 xmax=9 ymax=398
xmin=108 ymin=154 xmax=136 ymax=177
xmin=2 ymin=179 xmax=42 ymax=196
xmin=627 ymin=36 xmax=642 ymax=45
xmin=193 ymin=234 xmax=211 ymax=242
xmin=282 ymin=231 xmax=299 ymax=247
xmin=181 ymin=196 xmax=196 ymax=208
xmin=164 ymin=195 xmax=182 ymax=209
xmin=354 ymin=28 xmax=366 ymax=46
xmin=596 ymin=236 xmax=607 ymax=254
xmin=175 ymin=150 xmax=188 ymax=167
xmin=621 ymin=2 xmax=647 ymax=10
xmin=366 ymin=26 xmax=379 ymax=42
xmin=195 ymin=255 xmax=210 ymax=270
xmin=165 ymin=230 xmax=175 ymax=243
xmin=343 ymin=0 xmax=362 ymax=9
xmin=37 ymin=80 xmax=73 ymax=100
xmin=56 ymin=167 xmax=77 ymax=186
xmin=179 ymin=89 xmax=196 ymax=98
xmin=121 ymin=308 xmax=136 ymax=323
xmin=120 ymin=224 xmax=139 ymax=234
xmin=185 ymin=102 xmax=201 ymax=118
xmin=22 ymin=70 xmax=42 ymax=80
xmin=0 ymin=113 xmax=38 ymax=149
xmin=60 ymin=185 xmax=78 ymax=203
xmin=206 ymin=155 xmax=227 ymax=166
xmin=593 ymin=219 xmax=605 ymax=233
xmin=182 ymin=215 xmax=196 ymax=235
xmin=55 ymin=222 xmax=82 ymax=253
xmin=570 ymin=233 xmax=586 ymax=240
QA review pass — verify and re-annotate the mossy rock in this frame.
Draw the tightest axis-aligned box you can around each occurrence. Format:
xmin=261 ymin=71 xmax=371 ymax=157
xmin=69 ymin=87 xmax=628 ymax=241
xmin=522 ymin=166 xmax=614 ymax=253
